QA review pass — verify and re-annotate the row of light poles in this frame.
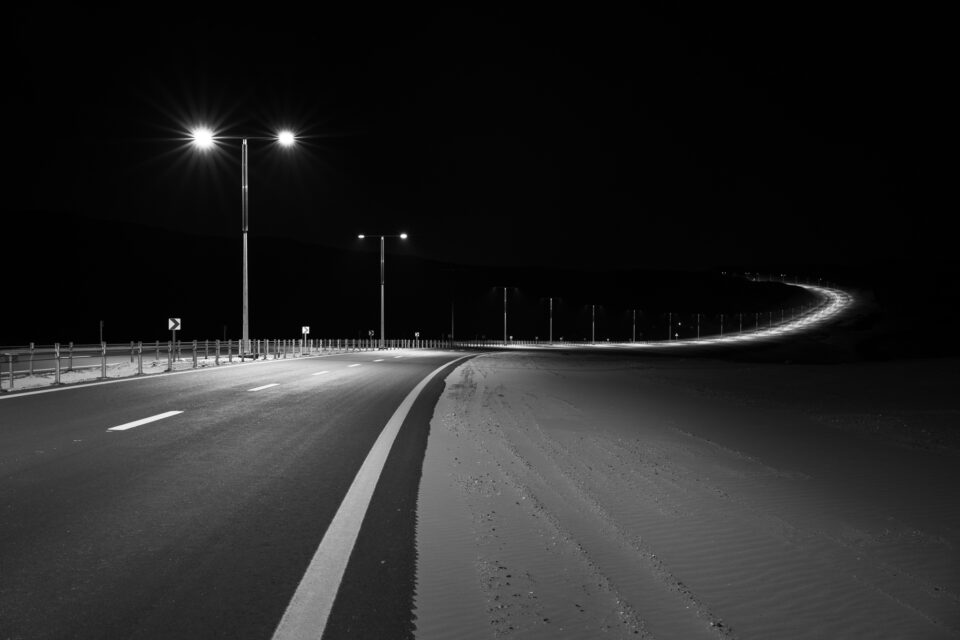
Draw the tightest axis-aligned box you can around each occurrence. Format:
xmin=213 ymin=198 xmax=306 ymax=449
xmin=185 ymin=126 xmax=811 ymax=347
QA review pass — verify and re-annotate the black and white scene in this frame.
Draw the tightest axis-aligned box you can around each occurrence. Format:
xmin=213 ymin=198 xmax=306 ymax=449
xmin=2 ymin=6 xmax=957 ymax=639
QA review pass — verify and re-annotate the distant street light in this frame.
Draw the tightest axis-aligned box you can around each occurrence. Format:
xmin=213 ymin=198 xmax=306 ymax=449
xmin=503 ymin=287 xmax=508 ymax=344
xmin=358 ymin=233 xmax=408 ymax=349
xmin=189 ymin=126 xmax=297 ymax=355
xmin=548 ymin=297 xmax=554 ymax=343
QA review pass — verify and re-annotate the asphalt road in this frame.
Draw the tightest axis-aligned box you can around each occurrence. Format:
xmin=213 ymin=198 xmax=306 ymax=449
xmin=0 ymin=349 xmax=471 ymax=639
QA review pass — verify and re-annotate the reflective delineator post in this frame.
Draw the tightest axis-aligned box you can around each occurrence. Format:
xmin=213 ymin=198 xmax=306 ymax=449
xmin=54 ymin=343 xmax=61 ymax=385
xmin=100 ymin=342 xmax=107 ymax=379
xmin=137 ymin=342 xmax=143 ymax=376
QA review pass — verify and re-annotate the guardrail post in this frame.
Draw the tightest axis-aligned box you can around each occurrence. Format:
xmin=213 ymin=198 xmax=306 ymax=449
xmin=137 ymin=341 xmax=143 ymax=376
xmin=215 ymin=339 xmax=220 ymax=365
xmin=192 ymin=340 xmax=198 ymax=368
xmin=130 ymin=341 xmax=135 ymax=363
xmin=155 ymin=339 xmax=160 ymax=362
xmin=167 ymin=340 xmax=173 ymax=371
xmin=54 ymin=343 xmax=61 ymax=385
xmin=28 ymin=342 xmax=35 ymax=376
xmin=68 ymin=342 xmax=74 ymax=371
xmin=101 ymin=341 xmax=107 ymax=379
xmin=228 ymin=339 xmax=233 ymax=363
xmin=204 ymin=339 xmax=209 ymax=362
xmin=6 ymin=353 xmax=13 ymax=391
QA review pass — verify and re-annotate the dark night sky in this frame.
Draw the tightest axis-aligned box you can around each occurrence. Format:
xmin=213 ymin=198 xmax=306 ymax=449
xmin=5 ymin=7 xmax=954 ymax=344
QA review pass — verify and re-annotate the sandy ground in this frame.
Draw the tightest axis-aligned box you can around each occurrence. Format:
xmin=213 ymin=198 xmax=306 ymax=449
xmin=414 ymin=352 xmax=960 ymax=639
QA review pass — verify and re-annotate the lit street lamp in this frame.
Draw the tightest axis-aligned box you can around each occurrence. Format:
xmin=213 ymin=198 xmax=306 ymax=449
xmin=358 ymin=233 xmax=408 ymax=349
xmin=493 ymin=287 xmax=515 ymax=345
xmin=189 ymin=126 xmax=297 ymax=355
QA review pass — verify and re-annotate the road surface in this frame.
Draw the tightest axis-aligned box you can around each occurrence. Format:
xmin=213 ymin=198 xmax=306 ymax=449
xmin=0 ymin=349 xmax=469 ymax=639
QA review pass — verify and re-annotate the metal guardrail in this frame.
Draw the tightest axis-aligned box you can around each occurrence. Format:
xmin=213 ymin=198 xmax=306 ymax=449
xmin=0 ymin=338 xmax=460 ymax=392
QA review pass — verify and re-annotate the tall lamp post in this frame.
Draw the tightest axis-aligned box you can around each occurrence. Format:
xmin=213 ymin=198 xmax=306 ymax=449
xmin=493 ymin=287 xmax=513 ymax=345
xmin=358 ymin=233 xmax=408 ymax=349
xmin=503 ymin=287 xmax=508 ymax=345
xmin=189 ymin=127 xmax=297 ymax=356
xmin=549 ymin=297 xmax=554 ymax=343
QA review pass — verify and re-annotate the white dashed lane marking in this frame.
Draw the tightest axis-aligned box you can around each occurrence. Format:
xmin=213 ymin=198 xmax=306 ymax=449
xmin=348 ymin=364 xmax=361 ymax=368
xmin=373 ymin=359 xmax=384 ymax=362
xmin=107 ymin=411 xmax=183 ymax=432
xmin=312 ymin=371 xmax=329 ymax=376
xmin=249 ymin=383 xmax=280 ymax=392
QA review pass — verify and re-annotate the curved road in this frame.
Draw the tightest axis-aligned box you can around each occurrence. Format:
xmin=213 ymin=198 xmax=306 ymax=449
xmin=0 ymin=349 xmax=470 ymax=639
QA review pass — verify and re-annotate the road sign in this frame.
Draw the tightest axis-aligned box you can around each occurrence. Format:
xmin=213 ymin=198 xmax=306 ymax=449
xmin=302 ymin=326 xmax=310 ymax=335
xmin=168 ymin=318 xmax=181 ymax=331
xmin=415 ymin=332 xmax=420 ymax=338
xmin=368 ymin=330 xmax=375 ymax=337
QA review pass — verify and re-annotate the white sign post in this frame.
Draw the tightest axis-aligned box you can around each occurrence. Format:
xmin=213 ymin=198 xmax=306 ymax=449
xmin=168 ymin=318 xmax=181 ymax=370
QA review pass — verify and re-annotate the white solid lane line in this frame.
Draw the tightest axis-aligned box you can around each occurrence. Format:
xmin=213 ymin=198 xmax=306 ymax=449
xmin=312 ymin=371 xmax=329 ymax=376
xmin=249 ymin=383 xmax=280 ymax=391
xmin=107 ymin=411 xmax=183 ymax=432
xmin=270 ymin=355 xmax=473 ymax=640
xmin=348 ymin=364 xmax=361 ymax=368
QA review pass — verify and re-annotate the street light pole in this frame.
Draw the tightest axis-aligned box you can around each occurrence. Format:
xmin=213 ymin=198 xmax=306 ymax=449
xmin=241 ymin=138 xmax=249 ymax=354
xmin=380 ymin=235 xmax=385 ymax=349
xmin=549 ymin=297 xmax=553 ymax=343
xmin=359 ymin=233 xmax=407 ymax=349
xmin=504 ymin=287 xmax=508 ymax=345
xmin=189 ymin=127 xmax=296 ymax=357
xmin=591 ymin=304 xmax=596 ymax=343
